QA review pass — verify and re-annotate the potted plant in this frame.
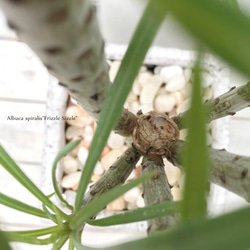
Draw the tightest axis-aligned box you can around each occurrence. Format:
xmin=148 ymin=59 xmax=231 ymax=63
xmin=1 ymin=0 xmax=250 ymax=249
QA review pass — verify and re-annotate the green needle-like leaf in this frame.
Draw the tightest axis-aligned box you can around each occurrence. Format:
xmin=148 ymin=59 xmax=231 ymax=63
xmin=0 ymin=192 xmax=48 ymax=219
xmin=110 ymin=205 xmax=250 ymax=250
xmin=42 ymin=204 xmax=59 ymax=224
xmin=52 ymin=235 xmax=69 ymax=250
xmin=0 ymin=231 xmax=12 ymax=250
xmin=74 ymin=0 xmax=167 ymax=211
xmin=70 ymin=171 xmax=155 ymax=230
xmin=181 ymin=56 xmax=209 ymax=221
xmin=7 ymin=225 xmax=64 ymax=237
xmin=52 ymin=139 xmax=81 ymax=210
xmin=5 ymin=233 xmax=57 ymax=245
xmin=87 ymin=201 xmax=180 ymax=226
xmin=0 ymin=144 xmax=68 ymax=221
xmin=68 ymin=235 xmax=74 ymax=250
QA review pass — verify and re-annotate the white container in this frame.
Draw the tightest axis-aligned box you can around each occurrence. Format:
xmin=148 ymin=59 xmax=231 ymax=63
xmin=42 ymin=45 xmax=231 ymax=230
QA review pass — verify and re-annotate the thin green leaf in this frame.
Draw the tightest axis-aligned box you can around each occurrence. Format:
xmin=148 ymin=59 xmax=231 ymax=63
xmin=42 ymin=204 xmax=59 ymax=224
xmin=70 ymin=171 xmax=156 ymax=230
xmin=68 ymin=235 xmax=74 ymax=250
xmin=0 ymin=144 xmax=68 ymax=221
xmin=6 ymin=225 xmax=65 ymax=237
xmin=0 ymin=231 xmax=12 ymax=250
xmin=109 ymin=205 xmax=250 ymax=250
xmin=6 ymin=226 xmax=71 ymax=245
xmin=52 ymin=235 xmax=69 ymax=250
xmin=87 ymin=201 xmax=181 ymax=226
xmin=52 ymin=139 xmax=81 ymax=210
xmin=0 ymin=192 xmax=48 ymax=219
xmin=181 ymin=56 xmax=208 ymax=221
xmin=74 ymin=0 xmax=167 ymax=211
xmin=6 ymin=232 xmax=57 ymax=245
xmin=157 ymin=0 xmax=250 ymax=78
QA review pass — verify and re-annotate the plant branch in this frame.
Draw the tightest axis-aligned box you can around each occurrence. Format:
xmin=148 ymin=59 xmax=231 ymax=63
xmin=82 ymin=147 xmax=141 ymax=207
xmin=174 ymin=82 xmax=250 ymax=129
xmin=0 ymin=0 xmax=136 ymax=136
xmin=0 ymin=0 xmax=108 ymax=120
xmin=170 ymin=140 xmax=250 ymax=202
xmin=141 ymin=155 xmax=178 ymax=235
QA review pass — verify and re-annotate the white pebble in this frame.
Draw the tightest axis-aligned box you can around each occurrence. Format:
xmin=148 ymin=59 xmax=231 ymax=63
xmin=109 ymin=61 xmax=121 ymax=82
xmin=106 ymin=197 xmax=126 ymax=211
xmin=136 ymin=195 xmax=145 ymax=208
xmin=124 ymin=187 xmax=140 ymax=203
xmin=140 ymin=75 xmax=162 ymax=104
xmin=181 ymin=83 xmax=192 ymax=98
xmin=163 ymin=159 xmax=181 ymax=186
xmin=203 ymin=87 xmax=213 ymax=100
xmin=129 ymin=101 xmax=140 ymax=115
xmin=178 ymin=173 xmax=185 ymax=190
xmin=127 ymin=202 xmax=138 ymax=210
xmin=65 ymin=105 xmax=94 ymax=127
xmin=156 ymin=86 xmax=167 ymax=96
xmin=183 ymin=68 xmax=192 ymax=82
xmin=62 ymin=155 xmax=78 ymax=174
xmin=132 ymin=79 xmax=142 ymax=96
xmin=160 ymin=66 xmax=183 ymax=82
xmin=201 ymin=72 xmax=213 ymax=87
xmin=101 ymin=147 xmax=126 ymax=171
xmin=127 ymin=169 xmax=136 ymax=181
xmin=64 ymin=190 xmax=76 ymax=206
xmin=78 ymin=147 xmax=89 ymax=166
xmin=83 ymin=125 xmax=94 ymax=143
xmin=91 ymin=174 xmax=101 ymax=182
xmin=137 ymin=72 xmax=153 ymax=87
xmin=176 ymin=98 xmax=191 ymax=114
xmin=154 ymin=66 xmax=162 ymax=75
xmin=61 ymin=171 xmax=82 ymax=188
xmin=126 ymin=91 xmax=137 ymax=103
xmin=140 ymin=103 xmax=154 ymax=114
xmin=140 ymin=66 xmax=147 ymax=73
xmin=179 ymin=129 xmax=188 ymax=140
xmin=171 ymin=91 xmax=184 ymax=106
xmin=172 ymin=186 xmax=182 ymax=201
xmin=93 ymin=161 xmax=104 ymax=175
xmin=154 ymin=94 xmax=176 ymax=113
xmin=165 ymin=74 xmax=186 ymax=92
xmin=107 ymin=131 xmax=124 ymax=149
xmin=66 ymin=126 xmax=84 ymax=140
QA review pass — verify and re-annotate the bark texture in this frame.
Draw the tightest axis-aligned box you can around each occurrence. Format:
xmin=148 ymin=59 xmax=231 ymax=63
xmin=142 ymin=155 xmax=177 ymax=235
xmin=174 ymin=82 xmax=250 ymax=129
xmin=0 ymin=0 xmax=133 ymax=127
xmin=170 ymin=140 xmax=250 ymax=202
xmin=82 ymin=147 xmax=141 ymax=207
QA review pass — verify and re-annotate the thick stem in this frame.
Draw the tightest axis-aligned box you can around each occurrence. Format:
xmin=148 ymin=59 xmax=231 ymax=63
xmin=113 ymin=109 xmax=137 ymax=136
xmin=0 ymin=0 xmax=135 ymax=136
xmin=170 ymin=140 xmax=250 ymax=202
xmin=173 ymin=82 xmax=250 ymax=129
xmin=141 ymin=155 xmax=177 ymax=235
xmin=82 ymin=147 xmax=141 ymax=207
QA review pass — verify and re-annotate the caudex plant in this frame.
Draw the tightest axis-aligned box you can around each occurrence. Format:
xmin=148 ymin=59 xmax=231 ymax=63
xmin=1 ymin=0 xmax=250 ymax=249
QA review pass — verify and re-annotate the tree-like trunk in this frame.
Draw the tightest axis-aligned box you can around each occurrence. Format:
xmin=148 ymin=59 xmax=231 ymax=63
xmin=0 ymin=0 xmax=136 ymax=131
